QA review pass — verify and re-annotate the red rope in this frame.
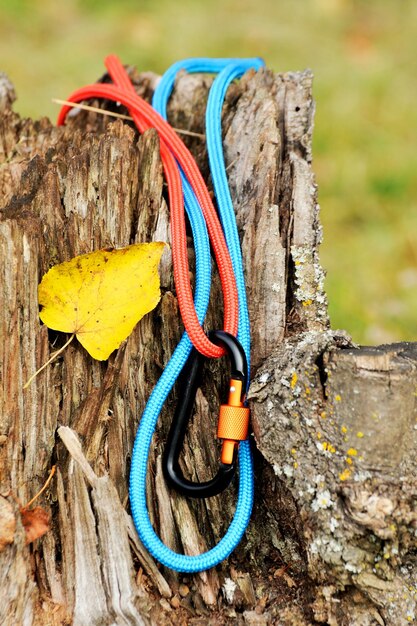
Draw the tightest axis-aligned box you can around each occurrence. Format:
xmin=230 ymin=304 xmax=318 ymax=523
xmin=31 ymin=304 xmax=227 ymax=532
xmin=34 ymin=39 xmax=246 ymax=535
xmin=57 ymin=55 xmax=238 ymax=358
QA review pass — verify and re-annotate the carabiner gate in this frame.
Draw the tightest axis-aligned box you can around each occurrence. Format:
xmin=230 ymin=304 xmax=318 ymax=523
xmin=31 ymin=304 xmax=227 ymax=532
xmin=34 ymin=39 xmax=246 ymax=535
xmin=163 ymin=330 xmax=250 ymax=498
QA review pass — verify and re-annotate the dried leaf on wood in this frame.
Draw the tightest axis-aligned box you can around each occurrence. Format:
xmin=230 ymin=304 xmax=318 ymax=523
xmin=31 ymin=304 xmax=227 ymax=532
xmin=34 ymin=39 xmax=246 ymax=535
xmin=20 ymin=506 xmax=50 ymax=544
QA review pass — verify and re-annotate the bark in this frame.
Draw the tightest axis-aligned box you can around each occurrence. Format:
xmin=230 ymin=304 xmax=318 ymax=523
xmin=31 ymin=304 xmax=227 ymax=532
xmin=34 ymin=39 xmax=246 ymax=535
xmin=0 ymin=64 xmax=415 ymax=626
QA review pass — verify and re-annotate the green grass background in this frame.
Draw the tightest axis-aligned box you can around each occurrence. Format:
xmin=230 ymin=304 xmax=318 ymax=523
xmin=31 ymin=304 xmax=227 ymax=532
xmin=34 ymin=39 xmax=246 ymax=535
xmin=1 ymin=0 xmax=417 ymax=345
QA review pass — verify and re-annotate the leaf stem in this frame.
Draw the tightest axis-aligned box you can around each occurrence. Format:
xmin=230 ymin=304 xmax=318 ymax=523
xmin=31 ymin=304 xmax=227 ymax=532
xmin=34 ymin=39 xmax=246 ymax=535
xmin=23 ymin=333 xmax=75 ymax=389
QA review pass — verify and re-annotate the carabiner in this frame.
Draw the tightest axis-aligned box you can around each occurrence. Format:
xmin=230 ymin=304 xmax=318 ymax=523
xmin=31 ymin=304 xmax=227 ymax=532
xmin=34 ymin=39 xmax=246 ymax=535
xmin=163 ymin=330 xmax=250 ymax=498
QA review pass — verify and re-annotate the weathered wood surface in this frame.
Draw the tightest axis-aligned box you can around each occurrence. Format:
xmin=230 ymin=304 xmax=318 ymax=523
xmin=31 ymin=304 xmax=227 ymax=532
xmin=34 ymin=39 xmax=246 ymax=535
xmin=0 ymin=65 xmax=415 ymax=626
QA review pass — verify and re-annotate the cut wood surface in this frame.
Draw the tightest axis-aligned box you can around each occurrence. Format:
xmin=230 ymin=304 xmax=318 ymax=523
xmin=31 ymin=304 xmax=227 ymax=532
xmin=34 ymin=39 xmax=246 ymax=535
xmin=0 ymin=65 xmax=415 ymax=625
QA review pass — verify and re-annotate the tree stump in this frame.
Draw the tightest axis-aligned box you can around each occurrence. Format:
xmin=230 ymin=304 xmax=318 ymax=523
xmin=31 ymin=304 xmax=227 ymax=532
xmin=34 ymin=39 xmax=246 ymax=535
xmin=0 ymin=65 xmax=415 ymax=626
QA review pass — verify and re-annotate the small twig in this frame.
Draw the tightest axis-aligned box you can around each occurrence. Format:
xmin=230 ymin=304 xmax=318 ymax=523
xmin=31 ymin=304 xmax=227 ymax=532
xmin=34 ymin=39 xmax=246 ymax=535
xmin=225 ymin=156 xmax=239 ymax=172
xmin=169 ymin=127 xmax=205 ymax=139
xmin=23 ymin=465 xmax=56 ymax=509
xmin=52 ymin=98 xmax=132 ymax=121
xmin=52 ymin=98 xmax=205 ymax=139
xmin=24 ymin=333 xmax=75 ymax=389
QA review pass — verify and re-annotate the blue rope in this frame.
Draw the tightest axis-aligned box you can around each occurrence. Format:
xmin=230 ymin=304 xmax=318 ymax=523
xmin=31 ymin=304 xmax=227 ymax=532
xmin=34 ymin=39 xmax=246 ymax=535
xmin=152 ymin=57 xmax=264 ymax=119
xmin=129 ymin=58 xmax=265 ymax=572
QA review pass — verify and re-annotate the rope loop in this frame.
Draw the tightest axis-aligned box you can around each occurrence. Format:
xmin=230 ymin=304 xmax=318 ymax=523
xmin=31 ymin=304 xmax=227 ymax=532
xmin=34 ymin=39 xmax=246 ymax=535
xmin=58 ymin=55 xmax=265 ymax=572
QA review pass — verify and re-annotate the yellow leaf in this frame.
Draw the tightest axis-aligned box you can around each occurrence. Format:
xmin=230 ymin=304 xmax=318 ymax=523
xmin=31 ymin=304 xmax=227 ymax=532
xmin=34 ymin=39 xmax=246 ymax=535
xmin=38 ymin=243 xmax=165 ymax=360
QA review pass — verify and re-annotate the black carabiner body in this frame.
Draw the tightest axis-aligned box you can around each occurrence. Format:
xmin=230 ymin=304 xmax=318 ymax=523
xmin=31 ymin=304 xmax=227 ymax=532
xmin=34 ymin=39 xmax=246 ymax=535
xmin=162 ymin=330 xmax=249 ymax=498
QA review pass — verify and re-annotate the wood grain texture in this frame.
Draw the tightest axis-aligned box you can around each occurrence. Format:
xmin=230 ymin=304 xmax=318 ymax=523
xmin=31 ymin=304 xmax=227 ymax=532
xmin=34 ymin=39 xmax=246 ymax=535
xmin=0 ymin=65 xmax=414 ymax=625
